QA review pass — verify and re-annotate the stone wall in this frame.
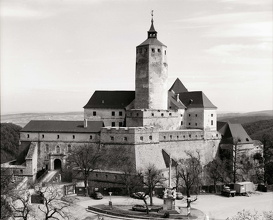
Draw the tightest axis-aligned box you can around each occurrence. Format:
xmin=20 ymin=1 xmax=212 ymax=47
xmin=135 ymin=44 xmax=168 ymax=110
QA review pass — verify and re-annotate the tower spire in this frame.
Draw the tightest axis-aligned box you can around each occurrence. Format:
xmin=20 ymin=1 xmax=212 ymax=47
xmin=148 ymin=10 xmax=157 ymax=38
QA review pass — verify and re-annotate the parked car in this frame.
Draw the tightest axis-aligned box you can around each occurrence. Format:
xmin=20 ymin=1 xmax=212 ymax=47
xmin=221 ymin=186 xmax=236 ymax=197
xmin=90 ymin=192 xmax=103 ymax=199
xmin=132 ymin=204 xmax=151 ymax=212
xmin=176 ymin=192 xmax=183 ymax=200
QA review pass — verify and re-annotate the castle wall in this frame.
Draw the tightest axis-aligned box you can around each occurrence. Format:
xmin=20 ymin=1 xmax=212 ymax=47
xmin=126 ymin=109 xmax=184 ymax=130
xmin=84 ymin=108 xmax=125 ymax=127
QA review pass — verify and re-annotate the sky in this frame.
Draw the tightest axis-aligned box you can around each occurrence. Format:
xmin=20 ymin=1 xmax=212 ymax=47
xmin=1 ymin=0 xmax=272 ymax=114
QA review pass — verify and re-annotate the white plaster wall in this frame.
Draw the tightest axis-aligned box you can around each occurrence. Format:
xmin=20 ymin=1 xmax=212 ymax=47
xmin=203 ymin=109 xmax=217 ymax=131
xmin=84 ymin=108 xmax=125 ymax=127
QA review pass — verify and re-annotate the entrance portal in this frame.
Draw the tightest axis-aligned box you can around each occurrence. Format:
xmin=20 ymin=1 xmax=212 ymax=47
xmin=54 ymin=159 xmax=62 ymax=170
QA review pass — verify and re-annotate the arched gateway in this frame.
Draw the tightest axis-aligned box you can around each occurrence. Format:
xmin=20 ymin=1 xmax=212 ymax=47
xmin=54 ymin=159 xmax=62 ymax=170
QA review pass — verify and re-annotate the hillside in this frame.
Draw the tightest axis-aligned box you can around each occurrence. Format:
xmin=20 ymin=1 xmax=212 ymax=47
xmin=218 ymin=110 xmax=273 ymax=124
xmin=1 ymin=112 xmax=83 ymax=127
xmin=242 ymin=119 xmax=273 ymax=142
xmin=1 ymin=123 xmax=22 ymax=163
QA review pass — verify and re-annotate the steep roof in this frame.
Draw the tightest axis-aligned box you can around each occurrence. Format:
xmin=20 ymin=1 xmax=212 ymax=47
xmin=168 ymin=91 xmax=186 ymax=110
xmin=84 ymin=91 xmax=135 ymax=109
xmin=169 ymin=78 xmax=188 ymax=93
xmin=178 ymin=91 xmax=217 ymax=109
xmin=138 ymin=38 xmax=166 ymax=47
xmin=217 ymin=121 xmax=253 ymax=144
xmin=21 ymin=120 xmax=103 ymax=133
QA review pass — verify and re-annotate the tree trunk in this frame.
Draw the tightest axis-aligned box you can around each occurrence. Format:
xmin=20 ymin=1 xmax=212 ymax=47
xmin=214 ymin=180 xmax=217 ymax=193
xmin=149 ymin=191 xmax=153 ymax=206
xmin=143 ymin=199 xmax=149 ymax=214
xmin=186 ymin=189 xmax=190 ymax=197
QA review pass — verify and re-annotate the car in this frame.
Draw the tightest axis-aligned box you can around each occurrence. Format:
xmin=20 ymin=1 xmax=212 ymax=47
xmin=221 ymin=186 xmax=236 ymax=197
xmin=132 ymin=204 xmax=151 ymax=212
xmin=176 ymin=192 xmax=183 ymax=200
xmin=90 ymin=192 xmax=103 ymax=199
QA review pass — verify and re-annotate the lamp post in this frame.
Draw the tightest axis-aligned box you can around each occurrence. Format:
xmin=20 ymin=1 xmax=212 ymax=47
xmin=109 ymin=192 xmax=112 ymax=209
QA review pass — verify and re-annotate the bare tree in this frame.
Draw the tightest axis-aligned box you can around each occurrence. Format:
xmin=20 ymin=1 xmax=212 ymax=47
xmin=37 ymin=184 xmax=72 ymax=220
xmin=141 ymin=164 xmax=166 ymax=206
xmin=67 ymin=144 xmax=103 ymax=196
xmin=10 ymin=190 xmax=33 ymax=220
xmin=130 ymin=192 xmax=150 ymax=214
xmin=177 ymin=151 xmax=202 ymax=198
xmin=204 ymin=158 xmax=225 ymax=193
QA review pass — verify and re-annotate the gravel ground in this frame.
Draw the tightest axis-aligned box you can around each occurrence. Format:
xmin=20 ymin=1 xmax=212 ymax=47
xmin=72 ymin=191 xmax=273 ymax=220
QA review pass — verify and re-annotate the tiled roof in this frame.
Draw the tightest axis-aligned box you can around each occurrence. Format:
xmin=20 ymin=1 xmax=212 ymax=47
xmin=217 ymin=121 xmax=253 ymax=144
xmin=169 ymin=78 xmax=188 ymax=93
xmin=138 ymin=38 xmax=166 ymax=47
xmin=84 ymin=91 xmax=135 ymax=109
xmin=21 ymin=120 xmax=103 ymax=133
xmin=178 ymin=91 xmax=217 ymax=109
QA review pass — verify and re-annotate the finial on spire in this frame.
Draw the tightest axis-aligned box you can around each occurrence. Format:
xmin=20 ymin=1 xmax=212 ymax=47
xmin=151 ymin=10 xmax=154 ymax=23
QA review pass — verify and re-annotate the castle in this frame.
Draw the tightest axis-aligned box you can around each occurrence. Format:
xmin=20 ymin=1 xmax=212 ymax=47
xmin=2 ymin=17 xmax=257 ymax=187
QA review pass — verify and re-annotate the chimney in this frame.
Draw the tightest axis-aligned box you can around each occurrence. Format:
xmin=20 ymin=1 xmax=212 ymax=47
xmin=84 ymin=119 xmax=88 ymax=128
xmin=176 ymin=94 xmax=180 ymax=102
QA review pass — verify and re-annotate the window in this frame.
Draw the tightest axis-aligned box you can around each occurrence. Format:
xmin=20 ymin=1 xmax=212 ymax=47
xmin=211 ymin=120 xmax=213 ymax=126
xmin=195 ymin=123 xmax=197 ymax=126
xmin=189 ymin=134 xmax=191 ymax=138
xmin=189 ymin=114 xmax=191 ymax=117
xmin=46 ymin=144 xmax=49 ymax=152
xmin=165 ymin=50 xmax=166 ymax=55
xmin=124 ymin=137 xmax=128 ymax=141
xmin=56 ymin=145 xmax=60 ymax=153
xmin=73 ymin=135 xmax=75 ymax=139
xmin=189 ymin=123 xmax=191 ymax=125
xmin=105 ymin=175 xmax=108 ymax=179
xmin=67 ymin=145 xmax=71 ymax=153
xmin=211 ymin=114 xmax=213 ymax=117
xmin=112 ymin=122 xmax=115 ymax=127
xmin=170 ymin=135 xmax=172 ymax=139
xmin=93 ymin=111 xmax=96 ymax=116
xmin=169 ymin=113 xmax=172 ymax=116
xmin=158 ymin=49 xmax=161 ymax=53
xmin=181 ymin=114 xmax=183 ymax=117
xmin=119 ymin=111 xmax=122 ymax=116
xmin=110 ymin=136 xmax=114 ymax=141
xmin=27 ymin=134 xmax=29 ymax=138
xmin=96 ymin=174 xmax=98 ymax=177
xmin=152 ymin=48 xmax=155 ymax=53
xmin=149 ymin=136 xmax=152 ymax=140
xmin=246 ymin=138 xmax=249 ymax=141
xmin=42 ymin=134 xmax=44 ymax=138
xmin=136 ymin=113 xmax=139 ymax=116
xmin=181 ymin=121 xmax=183 ymax=125
xmin=112 ymin=111 xmax=115 ymax=116
xmin=119 ymin=122 xmax=123 ymax=127
xmin=161 ymin=113 xmax=164 ymax=117
xmin=57 ymin=135 xmax=59 ymax=139
xmin=90 ymin=135 xmax=93 ymax=139
xmin=177 ymin=136 xmax=179 ymax=139
xmin=20 ymin=170 xmax=23 ymax=174
xmin=195 ymin=114 xmax=197 ymax=117
xmin=140 ymin=136 xmax=143 ymax=141
xmin=151 ymin=113 xmax=154 ymax=116
xmin=164 ymin=136 xmax=166 ymax=140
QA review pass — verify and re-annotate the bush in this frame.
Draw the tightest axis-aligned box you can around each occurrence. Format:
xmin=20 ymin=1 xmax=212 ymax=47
xmin=163 ymin=212 xmax=169 ymax=218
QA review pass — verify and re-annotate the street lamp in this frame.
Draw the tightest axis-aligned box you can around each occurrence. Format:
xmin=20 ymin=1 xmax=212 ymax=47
xmin=109 ymin=192 xmax=112 ymax=209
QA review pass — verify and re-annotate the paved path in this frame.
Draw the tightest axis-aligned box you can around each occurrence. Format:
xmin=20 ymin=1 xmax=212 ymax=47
xmin=39 ymin=170 xmax=59 ymax=183
xmin=74 ymin=192 xmax=273 ymax=220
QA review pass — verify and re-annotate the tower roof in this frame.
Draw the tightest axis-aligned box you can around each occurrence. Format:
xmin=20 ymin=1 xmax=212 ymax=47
xmin=137 ymin=12 xmax=166 ymax=47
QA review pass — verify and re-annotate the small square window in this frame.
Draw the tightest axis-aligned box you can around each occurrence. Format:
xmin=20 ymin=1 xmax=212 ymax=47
xmin=27 ymin=134 xmax=30 ymax=138
xmin=124 ymin=137 xmax=128 ymax=141
xmin=195 ymin=123 xmax=197 ymax=126
xmin=211 ymin=114 xmax=213 ymax=117
xmin=189 ymin=114 xmax=191 ymax=117
xmin=169 ymin=113 xmax=172 ymax=116
xmin=177 ymin=136 xmax=179 ymax=139
xmin=73 ymin=135 xmax=75 ymax=139
xmin=42 ymin=134 xmax=44 ymax=138
xmin=112 ymin=122 xmax=115 ymax=127
xmin=211 ymin=120 xmax=213 ymax=125
xmin=152 ymin=48 xmax=155 ymax=53
xmin=189 ymin=123 xmax=191 ymax=125
xmin=170 ymin=135 xmax=172 ymax=139
xmin=93 ymin=111 xmax=96 ymax=116
xmin=119 ymin=111 xmax=122 ymax=116
xmin=112 ymin=111 xmax=115 ymax=116
xmin=151 ymin=113 xmax=154 ymax=116
xmin=90 ymin=135 xmax=93 ymax=139
xmin=149 ymin=136 xmax=152 ymax=140
xmin=161 ymin=113 xmax=164 ymax=117
xmin=57 ymin=135 xmax=59 ymax=139
xmin=189 ymin=134 xmax=191 ymax=138
xmin=181 ymin=114 xmax=183 ymax=117
xmin=195 ymin=114 xmax=197 ymax=117
xmin=140 ymin=136 xmax=143 ymax=141
xmin=110 ymin=136 xmax=114 ymax=141
xmin=164 ymin=136 xmax=166 ymax=139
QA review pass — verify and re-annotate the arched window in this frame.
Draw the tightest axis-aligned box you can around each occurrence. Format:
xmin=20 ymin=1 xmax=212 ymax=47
xmin=67 ymin=145 xmax=71 ymax=153
xmin=56 ymin=145 xmax=60 ymax=153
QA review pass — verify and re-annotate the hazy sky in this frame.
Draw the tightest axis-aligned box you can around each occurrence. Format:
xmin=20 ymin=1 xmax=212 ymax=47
xmin=1 ymin=0 xmax=272 ymax=114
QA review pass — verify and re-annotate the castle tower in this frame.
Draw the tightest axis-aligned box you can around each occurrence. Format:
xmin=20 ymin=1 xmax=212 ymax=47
xmin=134 ymin=14 xmax=168 ymax=110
